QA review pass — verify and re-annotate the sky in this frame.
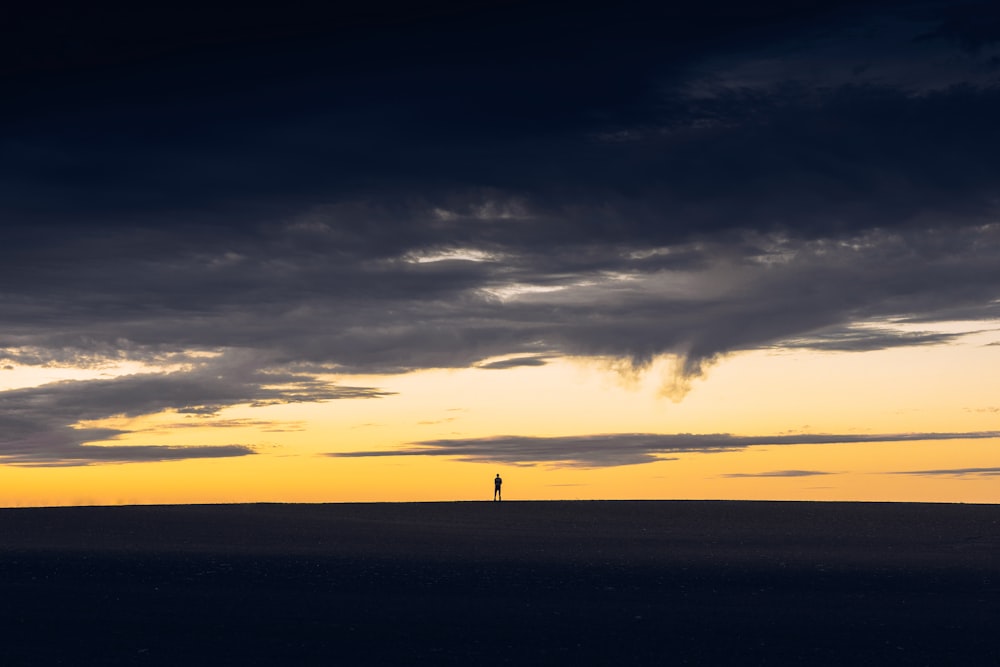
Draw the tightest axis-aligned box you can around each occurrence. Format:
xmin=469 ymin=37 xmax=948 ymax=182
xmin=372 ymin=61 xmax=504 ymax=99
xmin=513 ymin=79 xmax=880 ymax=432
xmin=2 ymin=0 xmax=999 ymax=506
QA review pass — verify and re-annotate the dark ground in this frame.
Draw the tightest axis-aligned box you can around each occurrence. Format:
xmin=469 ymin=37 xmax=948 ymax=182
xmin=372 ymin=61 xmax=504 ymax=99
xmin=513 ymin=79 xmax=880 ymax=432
xmin=0 ymin=500 xmax=997 ymax=666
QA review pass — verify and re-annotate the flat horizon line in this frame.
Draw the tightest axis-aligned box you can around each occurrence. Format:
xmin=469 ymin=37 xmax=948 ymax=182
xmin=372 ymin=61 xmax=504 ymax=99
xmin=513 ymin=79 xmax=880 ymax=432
xmin=3 ymin=498 xmax=997 ymax=511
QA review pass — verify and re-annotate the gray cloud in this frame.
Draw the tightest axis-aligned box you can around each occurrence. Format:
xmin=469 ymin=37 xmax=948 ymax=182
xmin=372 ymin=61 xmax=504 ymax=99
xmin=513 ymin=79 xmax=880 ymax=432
xmin=780 ymin=326 xmax=970 ymax=352
xmin=4 ymin=225 xmax=999 ymax=379
xmin=0 ymin=354 xmax=390 ymax=465
xmin=889 ymin=467 xmax=1000 ymax=477
xmin=476 ymin=355 xmax=552 ymax=370
xmin=329 ymin=431 xmax=1000 ymax=468
xmin=10 ymin=445 xmax=256 ymax=468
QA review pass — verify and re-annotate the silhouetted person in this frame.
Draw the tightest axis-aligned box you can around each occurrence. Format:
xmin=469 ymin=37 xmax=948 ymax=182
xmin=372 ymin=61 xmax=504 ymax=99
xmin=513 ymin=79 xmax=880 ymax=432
xmin=494 ymin=474 xmax=502 ymax=501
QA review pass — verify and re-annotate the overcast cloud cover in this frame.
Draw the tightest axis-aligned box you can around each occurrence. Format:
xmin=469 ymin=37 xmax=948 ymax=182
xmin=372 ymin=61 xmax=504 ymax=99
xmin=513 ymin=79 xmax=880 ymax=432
xmin=2 ymin=1 xmax=999 ymax=464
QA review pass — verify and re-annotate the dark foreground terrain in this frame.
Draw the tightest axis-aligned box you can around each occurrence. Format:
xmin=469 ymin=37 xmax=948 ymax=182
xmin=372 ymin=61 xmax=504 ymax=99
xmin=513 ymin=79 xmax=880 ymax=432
xmin=0 ymin=500 xmax=997 ymax=665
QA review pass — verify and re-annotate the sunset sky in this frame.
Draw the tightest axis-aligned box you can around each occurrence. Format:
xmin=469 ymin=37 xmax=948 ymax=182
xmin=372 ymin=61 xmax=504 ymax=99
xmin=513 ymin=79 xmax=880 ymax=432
xmin=2 ymin=0 xmax=999 ymax=506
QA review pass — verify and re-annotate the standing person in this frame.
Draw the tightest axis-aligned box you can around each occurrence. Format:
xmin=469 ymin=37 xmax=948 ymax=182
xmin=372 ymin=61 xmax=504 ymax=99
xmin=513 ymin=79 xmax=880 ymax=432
xmin=494 ymin=473 xmax=503 ymax=501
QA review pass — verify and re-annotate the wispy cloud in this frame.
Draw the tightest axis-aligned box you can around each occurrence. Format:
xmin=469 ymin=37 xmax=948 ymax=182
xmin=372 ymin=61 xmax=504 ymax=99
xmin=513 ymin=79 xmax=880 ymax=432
xmin=889 ymin=467 xmax=1000 ymax=478
xmin=721 ymin=470 xmax=836 ymax=478
xmin=8 ymin=445 xmax=256 ymax=468
xmin=780 ymin=326 xmax=970 ymax=352
xmin=476 ymin=355 xmax=552 ymax=370
xmin=0 ymin=355 xmax=390 ymax=465
xmin=330 ymin=431 xmax=1000 ymax=468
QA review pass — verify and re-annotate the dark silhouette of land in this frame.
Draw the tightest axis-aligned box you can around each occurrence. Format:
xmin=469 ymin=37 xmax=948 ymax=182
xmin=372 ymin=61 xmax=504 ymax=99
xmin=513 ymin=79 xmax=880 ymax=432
xmin=0 ymin=500 xmax=997 ymax=665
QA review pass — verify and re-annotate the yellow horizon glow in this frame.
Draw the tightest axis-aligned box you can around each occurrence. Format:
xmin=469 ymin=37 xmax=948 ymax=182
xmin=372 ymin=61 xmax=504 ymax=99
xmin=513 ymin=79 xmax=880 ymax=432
xmin=1 ymin=327 xmax=998 ymax=507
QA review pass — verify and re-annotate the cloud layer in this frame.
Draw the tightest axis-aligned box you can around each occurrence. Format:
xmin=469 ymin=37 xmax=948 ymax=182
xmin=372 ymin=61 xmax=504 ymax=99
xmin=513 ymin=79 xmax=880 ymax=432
xmin=890 ymin=467 xmax=1000 ymax=477
xmin=2 ymin=1 xmax=999 ymax=463
xmin=330 ymin=431 xmax=1000 ymax=468
xmin=0 ymin=356 xmax=389 ymax=465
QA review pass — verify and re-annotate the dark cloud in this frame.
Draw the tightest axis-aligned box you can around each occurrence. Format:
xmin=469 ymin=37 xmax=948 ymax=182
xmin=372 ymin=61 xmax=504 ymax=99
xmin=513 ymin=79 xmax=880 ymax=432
xmin=918 ymin=2 xmax=1000 ymax=55
xmin=1 ymin=1 xmax=999 ymax=463
xmin=5 ymin=2 xmax=999 ymax=238
xmin=3 ymin=225 xmax=998 ymax=379
xmin=10 ymin=445 xmax=256 ymax=469
xmin=329 ymin=431 xmax=1000 ymax=468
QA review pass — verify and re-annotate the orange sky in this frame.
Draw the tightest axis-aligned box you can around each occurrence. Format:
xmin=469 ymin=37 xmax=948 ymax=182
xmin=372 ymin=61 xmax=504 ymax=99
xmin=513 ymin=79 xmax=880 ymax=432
xmin=3 ymin=324 xmax=998 ymax=507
